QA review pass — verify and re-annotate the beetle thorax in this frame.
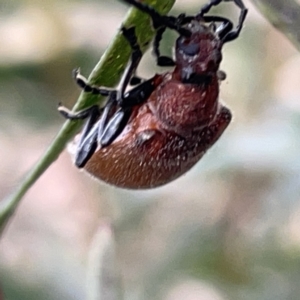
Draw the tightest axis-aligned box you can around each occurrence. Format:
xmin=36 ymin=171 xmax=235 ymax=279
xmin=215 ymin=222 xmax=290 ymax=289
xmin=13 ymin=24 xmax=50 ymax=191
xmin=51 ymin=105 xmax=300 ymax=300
xmin=150 ymin=73 xmax=219 ymax=135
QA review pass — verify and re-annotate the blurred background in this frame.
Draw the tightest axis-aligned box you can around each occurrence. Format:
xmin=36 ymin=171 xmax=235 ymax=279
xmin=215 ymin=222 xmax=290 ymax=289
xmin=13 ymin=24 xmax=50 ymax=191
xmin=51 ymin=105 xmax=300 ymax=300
xmin=1 ymin=0 xmax=300 ymax=299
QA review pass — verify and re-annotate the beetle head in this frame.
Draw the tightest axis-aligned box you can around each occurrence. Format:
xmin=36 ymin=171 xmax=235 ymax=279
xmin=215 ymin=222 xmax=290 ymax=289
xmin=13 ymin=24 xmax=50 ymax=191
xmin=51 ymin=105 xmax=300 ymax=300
xmin=175 ymin=20 xmax=223 ymax=83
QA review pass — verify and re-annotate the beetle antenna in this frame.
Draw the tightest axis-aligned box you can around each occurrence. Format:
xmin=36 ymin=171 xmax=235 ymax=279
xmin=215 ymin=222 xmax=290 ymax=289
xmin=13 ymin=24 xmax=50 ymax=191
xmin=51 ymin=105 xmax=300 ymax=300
xmin=72 ymin=69 xmax=113 ymax=96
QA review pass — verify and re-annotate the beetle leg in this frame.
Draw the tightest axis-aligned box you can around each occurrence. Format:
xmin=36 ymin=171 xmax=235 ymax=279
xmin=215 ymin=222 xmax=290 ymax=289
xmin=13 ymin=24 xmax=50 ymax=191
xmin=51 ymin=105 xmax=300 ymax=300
xmin=58 ymin=104 xmax=101 ymax=120
xmin=153 ymin=27 xmax=175 ymax=67
xmin=74 ymin=125 xmax=97 ymax=167
xmin=70 ymin=24 xmax=144 ymax=148
xmin=72 ymin=26 xmax=146 ymax=100
xmin=118 ymin=26 xmax=163 ymax=107
xmin=96 ymin=91 xmax=118 ymax=144
xmin=98 ymin=76 xmax=161 ymax=147
xmin=73 ymin=69 xmax=113 ymax=96
xmin=74 ymin=92 xmax=121 ymax=166
xmin=121 ymin=76 xmax=160 ymax=107
xmin=99 ymin=74 xmax=162 ymax=147
xmin=100 ymin=107 xmax=133 ymax=147
xmin=88 ymin=26 xmax=143 ymax=148
xmin=67 ymin=27 xmax=155 ymax=151
xmin=58 ymin=93 xmax=119 ymax=167
xmin=117 ymin=26 xmax=143 ymax=100
xmin=65 ymin=105 xmax=102 ymax=168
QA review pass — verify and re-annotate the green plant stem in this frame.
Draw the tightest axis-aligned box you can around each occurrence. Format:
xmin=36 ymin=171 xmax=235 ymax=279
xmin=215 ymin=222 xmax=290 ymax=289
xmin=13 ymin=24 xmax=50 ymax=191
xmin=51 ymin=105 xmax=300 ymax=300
xmin=0 ymin=0 xmax=176 ymax=235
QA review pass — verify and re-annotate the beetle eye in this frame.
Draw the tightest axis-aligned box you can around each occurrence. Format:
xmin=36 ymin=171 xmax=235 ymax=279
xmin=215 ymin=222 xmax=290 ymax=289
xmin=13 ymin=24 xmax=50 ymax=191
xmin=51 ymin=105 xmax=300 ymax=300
xmin=178 ymin=39 xmax=200 ymax=56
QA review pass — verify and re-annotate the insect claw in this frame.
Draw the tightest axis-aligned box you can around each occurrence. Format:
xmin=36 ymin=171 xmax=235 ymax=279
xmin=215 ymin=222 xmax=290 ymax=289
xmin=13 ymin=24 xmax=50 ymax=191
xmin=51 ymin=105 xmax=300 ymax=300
xmin=58 ymin=105 xmax=74 ymax=119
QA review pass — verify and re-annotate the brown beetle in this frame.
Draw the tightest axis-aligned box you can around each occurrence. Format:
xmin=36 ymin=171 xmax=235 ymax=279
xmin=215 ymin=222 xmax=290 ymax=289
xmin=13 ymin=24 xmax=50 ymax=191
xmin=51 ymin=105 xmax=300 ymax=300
xmin=59 ymin=0 xmax=247 ymax=189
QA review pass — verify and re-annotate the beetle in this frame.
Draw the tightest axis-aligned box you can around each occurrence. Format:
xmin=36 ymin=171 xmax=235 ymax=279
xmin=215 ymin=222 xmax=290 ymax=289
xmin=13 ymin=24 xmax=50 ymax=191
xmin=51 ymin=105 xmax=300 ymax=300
xmin=59 ymin=0 xmax=248 ymax=189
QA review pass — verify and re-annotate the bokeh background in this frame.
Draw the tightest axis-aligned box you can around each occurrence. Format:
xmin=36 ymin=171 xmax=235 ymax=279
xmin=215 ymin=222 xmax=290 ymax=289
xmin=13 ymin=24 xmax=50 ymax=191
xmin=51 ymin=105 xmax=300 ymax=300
xmin=1 ymin=0 xmax=300 ymax=299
